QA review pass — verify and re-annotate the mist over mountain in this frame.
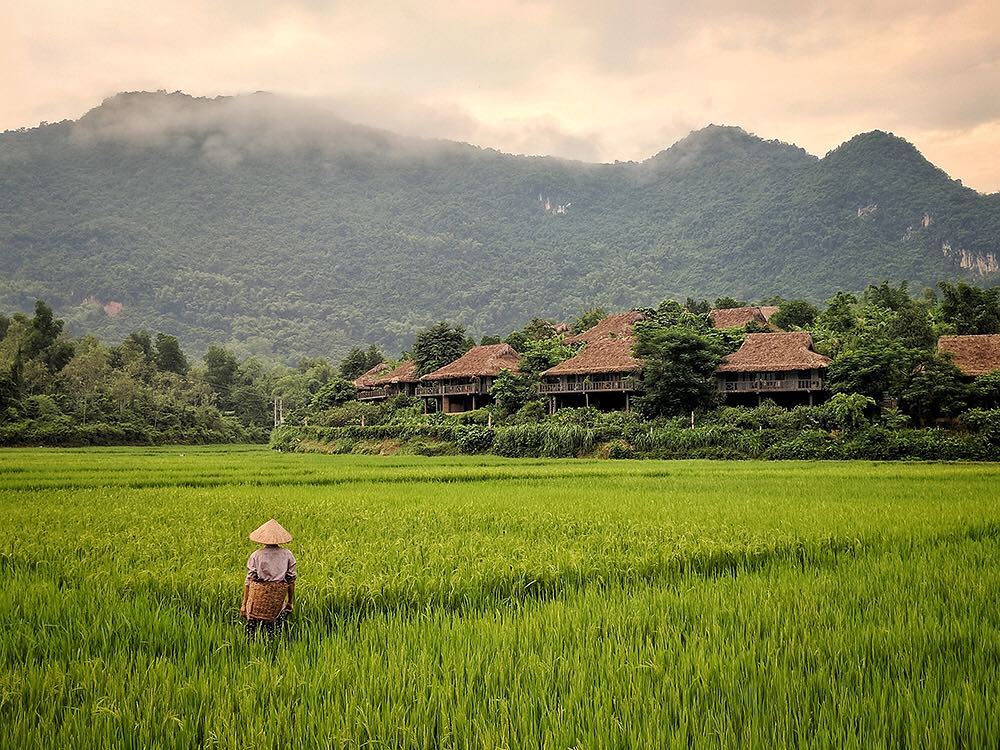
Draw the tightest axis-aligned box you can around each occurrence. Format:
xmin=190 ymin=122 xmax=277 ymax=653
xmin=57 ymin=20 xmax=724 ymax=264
xmin=1 ymin=91 xmax=998 ymax=362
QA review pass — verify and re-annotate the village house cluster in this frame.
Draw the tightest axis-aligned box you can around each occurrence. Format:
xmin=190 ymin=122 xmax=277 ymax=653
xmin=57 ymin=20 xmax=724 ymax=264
xmin=352 ymin=307 xmax=1000 ymax=414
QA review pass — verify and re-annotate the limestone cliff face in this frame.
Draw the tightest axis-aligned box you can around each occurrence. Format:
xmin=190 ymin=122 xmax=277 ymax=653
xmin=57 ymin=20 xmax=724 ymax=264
xmin=942 ymin=243 xmax=999 ymax=276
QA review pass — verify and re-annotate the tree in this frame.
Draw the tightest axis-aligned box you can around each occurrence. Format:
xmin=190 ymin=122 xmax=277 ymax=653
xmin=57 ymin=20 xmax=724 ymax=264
xmin=571 ymin=307 xmax=607 ymax=334
xmin=684 ymin=298 xmax=710 ymax=315
xmin=634 ymin=326 xmax=724 ymax=417
xmin=864 ymin=281 xmax=912 ymax=311
xmin=111 ymin=332 xmax=155 ymax=377
xmin=885 ymin=304 xmax=934 ymax=350
xmin=898 ymin=354 xmax=970 ymax=426
xmin=770 ymin=299 xmax=819 ymax=330
xmin=339 ymin=345 xmax=384 ymax=380
xmin=310 ymin=377 xmax=357 ymax=410
xmin=647 ymin=300 xmax=710 ymax=332
xmin=231 ymin=382 xmax=272 ymax=427
xmin=827 ymin=344 xmax=917 ymax=402
xmin=490 ymin=369 xmax=535 ymax=415
xmin=27 ymin=300 xmax=63 ymax=359
xmin=713 ymin=296 xmax=745 ymax=310
xmin=479 ymin=335 xmax=503 ymax=345
xmin=204 ymin=346 xmax=240 ymax=408
xmin=819 ymin=292 xmax=857 ymax=335
xmin=506 ymin=318 xmax=557 ymax=351
xmin=820 ymin=393 xmax=875 ymax=432
xmin=155 ymin=334 xmax=189 ymax=375
xmin=937 ymin=281 xmax=1000 ymax=334
xmin=861 ymin=282 xmax=933 ymax=349
xmin=970 ymin=371 xmax=1000 ymax=409
xmin=56 ymin=338 xmax=110 ymax=425
xmin=0 ymin=366 xmax=18 ymax=412
xmin=519 ymin=337 xmax=576 ymax=375
xmin=123 ymin=331 xmax=155 ymax=362
xmin=413 ymin=322 xmax=471 ymax=376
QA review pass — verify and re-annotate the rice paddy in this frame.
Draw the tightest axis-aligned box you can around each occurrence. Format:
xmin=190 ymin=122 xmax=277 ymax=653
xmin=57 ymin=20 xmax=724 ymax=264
xmin=2 ymin=446 xmax=999 ymax=748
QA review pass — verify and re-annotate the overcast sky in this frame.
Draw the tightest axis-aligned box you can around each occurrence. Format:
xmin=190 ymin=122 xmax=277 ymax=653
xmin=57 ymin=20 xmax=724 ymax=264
xmin=5 ymin=0 xmax=1000 ymax=192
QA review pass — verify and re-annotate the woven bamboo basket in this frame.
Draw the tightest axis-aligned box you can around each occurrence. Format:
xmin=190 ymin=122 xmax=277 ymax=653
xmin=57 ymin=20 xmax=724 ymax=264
xmin=245 ymin=580 xmax=289 ymax=622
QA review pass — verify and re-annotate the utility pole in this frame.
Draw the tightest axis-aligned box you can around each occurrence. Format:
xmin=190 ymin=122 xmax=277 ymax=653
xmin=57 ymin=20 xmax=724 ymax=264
xmin=273 ymin=396 xmax=284 ymax=427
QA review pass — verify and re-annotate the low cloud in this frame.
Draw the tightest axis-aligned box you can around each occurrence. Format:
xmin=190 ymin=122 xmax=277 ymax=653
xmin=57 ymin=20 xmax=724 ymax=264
xmin=4 ymin=0 xmax=1000 ymax=190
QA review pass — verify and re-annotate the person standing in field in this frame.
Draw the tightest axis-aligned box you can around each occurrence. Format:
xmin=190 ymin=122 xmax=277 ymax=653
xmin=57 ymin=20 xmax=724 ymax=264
xmin=241 ymin=518 xmax=296 ymax=640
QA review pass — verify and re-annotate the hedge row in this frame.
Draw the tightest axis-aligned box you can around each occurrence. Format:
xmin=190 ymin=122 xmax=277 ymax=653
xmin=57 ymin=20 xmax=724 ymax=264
xmin=270 ymin=419 xmax=1000 ymax=461
xmin=1 ymin=418 xmax=269 ymax=447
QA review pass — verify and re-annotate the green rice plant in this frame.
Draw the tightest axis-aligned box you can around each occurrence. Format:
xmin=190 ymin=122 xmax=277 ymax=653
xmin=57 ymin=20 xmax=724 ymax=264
xmin=1 ymin=447 xmax=998 ymax=748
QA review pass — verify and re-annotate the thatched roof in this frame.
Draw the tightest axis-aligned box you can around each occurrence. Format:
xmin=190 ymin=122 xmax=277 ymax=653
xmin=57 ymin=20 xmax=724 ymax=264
xmin=369 ymin=359 xmax=419 ymax=385
xmin=420 ymin=343 xmax=521 ymax=380
xmin=353 ymin=362 xmax=391 ymax=388
xmin=543 ymin=312 xmax=645 ymax=376
xmin=542 ymin=337 xmax=642 ymax=376
xmin=564 ymin=311 xmax=645 ymax=345
xmin=716 ymin=332 xmax=831 ymax=373
xmin=709 ymin=306 xmax=779 ymax=329
xmin=938 ymin=335 xmax=1000 ymax=376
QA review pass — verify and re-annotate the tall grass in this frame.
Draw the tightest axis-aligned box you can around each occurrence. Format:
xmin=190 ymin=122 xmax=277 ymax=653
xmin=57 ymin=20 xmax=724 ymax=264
xmin=1 ymin=447 xmax=998 ymax=747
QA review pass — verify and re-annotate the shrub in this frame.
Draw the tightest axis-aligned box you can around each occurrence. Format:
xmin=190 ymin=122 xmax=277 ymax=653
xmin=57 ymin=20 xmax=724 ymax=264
xmin=819 ymin=393 xmax=875 ymax=432
xmin=456 ymin=425 xmax=495 ymax=454
xmin=764 ymin=430 xmax=840 ymax=460
xmin=960 ymin=409 xmax=1000 ymax=446
xmin=510 ymin=400 xmax=547 ymax=424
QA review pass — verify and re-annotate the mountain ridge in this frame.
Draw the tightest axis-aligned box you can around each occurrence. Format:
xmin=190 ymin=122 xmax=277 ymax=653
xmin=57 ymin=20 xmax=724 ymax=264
xmin=1 ymin=91 xmax=997 ymax=362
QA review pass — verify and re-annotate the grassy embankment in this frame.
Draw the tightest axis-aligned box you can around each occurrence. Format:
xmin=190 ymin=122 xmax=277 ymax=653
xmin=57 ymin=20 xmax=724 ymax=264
xmin=2 ymin=446 xmax=998 ymax=748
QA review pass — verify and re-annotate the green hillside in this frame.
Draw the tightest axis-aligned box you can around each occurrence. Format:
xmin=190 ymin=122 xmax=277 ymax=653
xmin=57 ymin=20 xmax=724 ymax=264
xmin=1 ymin=91 xmax=997 ymax=361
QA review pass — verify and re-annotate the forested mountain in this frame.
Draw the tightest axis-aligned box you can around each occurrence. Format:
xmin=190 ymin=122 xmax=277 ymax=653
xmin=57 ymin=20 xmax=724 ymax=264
xmin=1 ymin=91 xmax=998 ymax=362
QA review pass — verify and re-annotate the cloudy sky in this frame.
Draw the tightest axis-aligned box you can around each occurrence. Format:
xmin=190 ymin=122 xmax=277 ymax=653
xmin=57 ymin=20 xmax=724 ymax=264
xmin=5 ymin=0 xmax=1000 ymax=191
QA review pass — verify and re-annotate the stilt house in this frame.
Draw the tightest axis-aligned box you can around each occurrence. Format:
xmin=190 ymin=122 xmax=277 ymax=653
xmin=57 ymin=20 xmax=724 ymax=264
xmin=715 ymin=332 xmax=831 ymax=405
xmin=355 ymin=360 xmax=420 ymax=401
xmin=416 ymin=343 xmax=521 ymax=412
xmin=539 ymin=312 xmax=645 ymax=412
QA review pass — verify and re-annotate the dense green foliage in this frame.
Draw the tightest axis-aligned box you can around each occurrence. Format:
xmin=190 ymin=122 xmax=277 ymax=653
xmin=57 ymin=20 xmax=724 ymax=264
xmin=0 ymin=301 xmax=346 ymax=445
xmin=338 ymin=345 xmax=384 ymax=380
xmin=412 ymin=322 xmax=473 ymax=376
xmin=2 ymin=92 xmax=998 ymax=362
xmin=770 ymin=298 xmax=819 ymax=330
xmin=268 ymin=278 xmax=1000 ymax=458
xmin=3 ymin=448 xmax=999 ymax=747
xmin=272 ymin=402 xmax=1000 ymax=460
xmin=634 ymin=327 xmax=724 ymax=417
xmin=6 ymin=275 xmax=999 ymax=448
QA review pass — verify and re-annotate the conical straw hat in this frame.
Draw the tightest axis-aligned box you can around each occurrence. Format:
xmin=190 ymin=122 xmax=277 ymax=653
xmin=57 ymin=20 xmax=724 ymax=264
xmin=249 ymin=518 xmax=292 ymax=545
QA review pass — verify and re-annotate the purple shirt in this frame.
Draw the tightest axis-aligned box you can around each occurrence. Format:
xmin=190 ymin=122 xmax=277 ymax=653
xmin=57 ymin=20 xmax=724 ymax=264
xmin=246 ymin=546 xmax=297 ymax=583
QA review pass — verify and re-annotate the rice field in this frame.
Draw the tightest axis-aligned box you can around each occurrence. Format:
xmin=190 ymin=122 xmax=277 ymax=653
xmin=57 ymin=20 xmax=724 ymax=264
xmin=2 ymin=446 xmax=999 ymax=748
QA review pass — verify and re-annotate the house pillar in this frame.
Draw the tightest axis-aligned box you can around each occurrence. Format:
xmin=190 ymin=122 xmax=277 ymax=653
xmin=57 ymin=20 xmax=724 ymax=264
xmin=585 ymin=392 xmax=590 ymax=408
xmin=472 ymin=394 xmax=477 ymax=411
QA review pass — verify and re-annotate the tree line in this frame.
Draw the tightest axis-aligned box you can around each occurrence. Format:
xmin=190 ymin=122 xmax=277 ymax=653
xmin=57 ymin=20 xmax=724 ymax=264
xmin=1 ymin=280 xmax=998 ymax=445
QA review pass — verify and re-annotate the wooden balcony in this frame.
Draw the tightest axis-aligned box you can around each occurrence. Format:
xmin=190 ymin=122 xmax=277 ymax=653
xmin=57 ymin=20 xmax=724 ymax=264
xmin=357 ymin=387 xmax=391 ymax=401
xmin=416 ymin=381 xmax=483 ymax=397
xmin=443 ymin=382 xmax=479 ymax=395
xmin=539 ymin=377 xmax=640 ymax=394
xmin=719 ymin=378 xmax=825 ymax=393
